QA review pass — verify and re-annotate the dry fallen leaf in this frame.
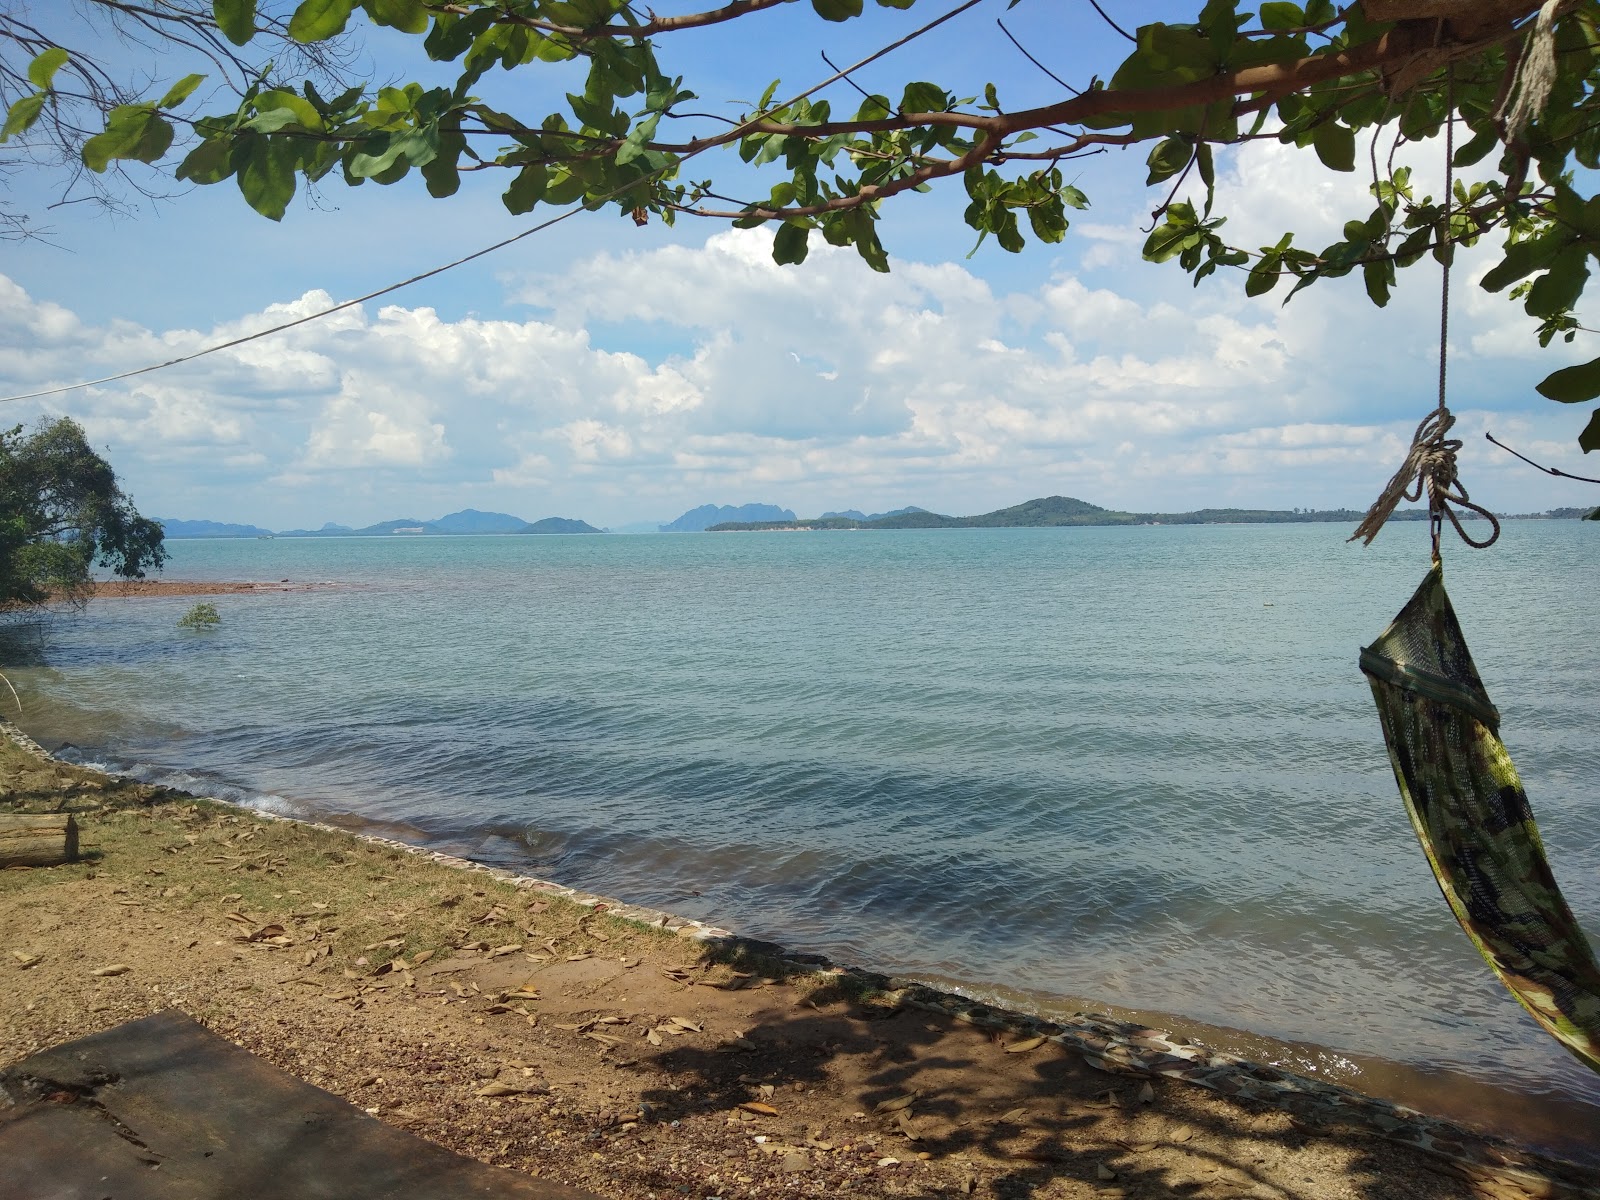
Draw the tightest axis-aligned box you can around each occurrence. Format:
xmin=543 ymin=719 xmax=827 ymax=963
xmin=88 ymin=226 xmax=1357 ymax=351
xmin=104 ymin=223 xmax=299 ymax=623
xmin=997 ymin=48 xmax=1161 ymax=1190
xmin=92 ymin=964 xmax=132 ymax=977
xmin=874 ymin=1092 xmax=917 ymax=1114
xmin=995 ymin=1106 xmax=1027 ymax=1125
xmin=1004 ymin=1035 xmax=1047 ymax=1054
xmin=411 ymin=949 xmax=435 ymax=966
xmin=489 ymin=943 xmax=523 ymax=958
xmin=1137 ymin=1081 xmax=1155 ymax=1104
xmin=739 ymin=1102 xmax=779 ymax=1116
xmin=1169 ymin=1125 xmax=1195 ymax=1144
xmin=477 ymin=1081 xmax=548 ymax=1098
xmin=646 ymin=1028 xmax=662 ymax=1047
xmin=1096 ymin=1164 xmax=1118 ymax=1181
xmin=668 ymin=1016 xmax=702 ymax=1032
xmin=11 ymin=952 xmax=42 ymax=969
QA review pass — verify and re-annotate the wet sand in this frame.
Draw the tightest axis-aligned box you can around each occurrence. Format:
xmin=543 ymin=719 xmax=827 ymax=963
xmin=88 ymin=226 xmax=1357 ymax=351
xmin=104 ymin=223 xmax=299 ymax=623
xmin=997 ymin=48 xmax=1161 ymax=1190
xmin=71 ymin=579 xmax=338 ymax=598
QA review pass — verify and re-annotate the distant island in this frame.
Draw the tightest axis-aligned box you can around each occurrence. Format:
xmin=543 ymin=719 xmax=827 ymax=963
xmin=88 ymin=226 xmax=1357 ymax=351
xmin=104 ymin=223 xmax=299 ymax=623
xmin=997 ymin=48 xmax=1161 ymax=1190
xmin=158 ymin=509 xmax=602 ymax=539
xmin=659 ymin=503 xmax=795 ymax=533
xmin=156 ymin=499 xmax=1595 ymax=540
xmin=705 ymin=495 xmax=1592 ymax=532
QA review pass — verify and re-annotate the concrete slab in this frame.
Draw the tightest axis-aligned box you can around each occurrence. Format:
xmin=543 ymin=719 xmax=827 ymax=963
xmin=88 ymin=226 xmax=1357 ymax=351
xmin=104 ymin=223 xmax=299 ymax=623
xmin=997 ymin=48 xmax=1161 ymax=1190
xmin=0 ymin=1010 xmax=598 ymax=1200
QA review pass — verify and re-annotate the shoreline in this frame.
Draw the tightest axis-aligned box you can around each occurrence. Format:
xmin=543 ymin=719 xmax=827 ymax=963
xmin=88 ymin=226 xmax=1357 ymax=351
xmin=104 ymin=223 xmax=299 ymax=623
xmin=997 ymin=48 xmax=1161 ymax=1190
xmin=50 ymin=579 xmax=343 ymax=600
xmin=3 ymin=719 xmax=1597 ymax=1197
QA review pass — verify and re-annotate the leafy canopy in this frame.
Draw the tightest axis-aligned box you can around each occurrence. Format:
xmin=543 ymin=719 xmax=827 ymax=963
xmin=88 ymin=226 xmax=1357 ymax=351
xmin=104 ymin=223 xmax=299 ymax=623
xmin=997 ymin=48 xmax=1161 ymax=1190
xmin=0 ymin=418 xmax=167 ymax=612
xmin=4 ymin=1 xmax=1600 ymax=452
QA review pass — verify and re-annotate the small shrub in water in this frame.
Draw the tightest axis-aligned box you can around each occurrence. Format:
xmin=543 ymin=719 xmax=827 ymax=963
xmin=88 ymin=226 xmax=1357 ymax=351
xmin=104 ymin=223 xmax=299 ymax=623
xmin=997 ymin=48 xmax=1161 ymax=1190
xmin=178 ymin=602 xmax=220 ymax=629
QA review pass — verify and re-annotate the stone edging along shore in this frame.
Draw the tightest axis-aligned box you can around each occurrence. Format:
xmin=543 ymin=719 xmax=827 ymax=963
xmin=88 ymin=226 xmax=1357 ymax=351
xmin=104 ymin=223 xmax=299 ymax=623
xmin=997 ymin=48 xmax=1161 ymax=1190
xmin=2 ymin=718 xmax=1594 ymax=1199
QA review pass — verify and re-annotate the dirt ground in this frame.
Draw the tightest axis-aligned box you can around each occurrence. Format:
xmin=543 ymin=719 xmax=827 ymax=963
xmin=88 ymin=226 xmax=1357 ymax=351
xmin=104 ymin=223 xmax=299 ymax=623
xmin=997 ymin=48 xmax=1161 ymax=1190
xmin=2 ymin=735 xmax=1594 ymax=1200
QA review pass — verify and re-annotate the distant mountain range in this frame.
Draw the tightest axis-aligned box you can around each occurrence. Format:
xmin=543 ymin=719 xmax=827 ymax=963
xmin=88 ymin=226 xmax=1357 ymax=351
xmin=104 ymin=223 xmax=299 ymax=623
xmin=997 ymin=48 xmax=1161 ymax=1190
xmin=659 ymin=503 xmax=796 ymax=532
xmin=156 ymin=497 xmax=1594 ymax=541
xmin=157 ymin=509 xmax=601 ymax=539
xmin=818 ymin=506 xmax=928 ymax=522
xmin=705 ymin=494 xmax=1585 ymax=531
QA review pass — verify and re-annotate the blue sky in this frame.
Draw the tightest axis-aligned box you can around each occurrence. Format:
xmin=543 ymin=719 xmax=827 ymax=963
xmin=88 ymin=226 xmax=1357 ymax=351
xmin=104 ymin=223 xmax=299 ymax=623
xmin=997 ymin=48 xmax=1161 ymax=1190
xmin=1 ymin=1 xmax=1596 ymax=530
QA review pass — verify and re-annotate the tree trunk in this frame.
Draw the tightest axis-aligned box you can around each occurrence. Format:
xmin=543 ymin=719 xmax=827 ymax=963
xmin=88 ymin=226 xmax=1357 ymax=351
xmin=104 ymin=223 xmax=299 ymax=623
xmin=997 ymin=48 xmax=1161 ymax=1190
xmin=0 ymin=814 xmax=78 ymax=868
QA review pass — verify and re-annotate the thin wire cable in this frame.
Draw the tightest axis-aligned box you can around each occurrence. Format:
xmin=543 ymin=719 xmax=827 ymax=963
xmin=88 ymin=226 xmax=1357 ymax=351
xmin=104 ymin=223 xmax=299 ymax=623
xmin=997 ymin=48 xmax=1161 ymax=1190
xmin=1485 ymin=431 xmax=1600 ymax=484
xmin=0 ymin=208 xmax=587 ymax=404
xmin=0 ymin=0 xmax=988 ymax=406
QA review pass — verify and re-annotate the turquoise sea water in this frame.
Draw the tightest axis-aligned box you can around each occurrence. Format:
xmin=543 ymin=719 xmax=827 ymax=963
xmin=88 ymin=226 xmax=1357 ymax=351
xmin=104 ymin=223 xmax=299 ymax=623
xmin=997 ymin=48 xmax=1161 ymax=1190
xmin=4 ymin=522 xmax=1598 ymax=1152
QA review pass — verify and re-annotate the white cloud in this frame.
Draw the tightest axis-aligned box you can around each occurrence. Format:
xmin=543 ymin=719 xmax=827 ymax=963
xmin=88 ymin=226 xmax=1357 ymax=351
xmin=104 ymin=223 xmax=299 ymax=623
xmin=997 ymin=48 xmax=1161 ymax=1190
xmin=0 ymin=220 xmax=1593 ymax=529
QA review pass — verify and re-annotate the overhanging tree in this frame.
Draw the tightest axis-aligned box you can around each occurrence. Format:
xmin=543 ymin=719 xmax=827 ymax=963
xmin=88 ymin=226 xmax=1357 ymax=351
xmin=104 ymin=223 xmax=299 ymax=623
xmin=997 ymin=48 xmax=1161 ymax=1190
xmin=0 ymin=418 xmax=167 ymax=612
xmin=4 ymin=0 xmax=1600 ymax=453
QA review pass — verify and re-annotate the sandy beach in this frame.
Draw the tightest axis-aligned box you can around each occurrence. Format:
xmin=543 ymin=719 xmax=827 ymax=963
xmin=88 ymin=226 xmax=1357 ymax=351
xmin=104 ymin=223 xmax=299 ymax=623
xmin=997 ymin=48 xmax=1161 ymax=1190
xmin=3 ymin=725 xmax=1597 ymax=1200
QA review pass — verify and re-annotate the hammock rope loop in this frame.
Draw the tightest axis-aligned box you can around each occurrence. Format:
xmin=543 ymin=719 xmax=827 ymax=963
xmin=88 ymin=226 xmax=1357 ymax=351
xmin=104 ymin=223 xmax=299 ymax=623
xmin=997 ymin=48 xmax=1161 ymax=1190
xmin=1350 ymin=61 xmax=1500 ymax=555
xmin=1348 ymin=410 xmax=1501 ymax=549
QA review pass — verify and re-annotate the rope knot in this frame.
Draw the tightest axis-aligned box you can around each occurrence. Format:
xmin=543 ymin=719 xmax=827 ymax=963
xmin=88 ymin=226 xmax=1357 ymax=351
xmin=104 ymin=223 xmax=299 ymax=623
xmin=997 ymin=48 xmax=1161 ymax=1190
xmin=1349 ymin=409 xmax=1500 ymax=550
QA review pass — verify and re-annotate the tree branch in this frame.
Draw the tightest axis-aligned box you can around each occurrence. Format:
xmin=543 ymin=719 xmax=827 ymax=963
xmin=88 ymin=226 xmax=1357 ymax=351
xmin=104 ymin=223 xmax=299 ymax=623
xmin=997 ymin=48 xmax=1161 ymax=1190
xmin=435 ymin=0 xmax=794 ymax=41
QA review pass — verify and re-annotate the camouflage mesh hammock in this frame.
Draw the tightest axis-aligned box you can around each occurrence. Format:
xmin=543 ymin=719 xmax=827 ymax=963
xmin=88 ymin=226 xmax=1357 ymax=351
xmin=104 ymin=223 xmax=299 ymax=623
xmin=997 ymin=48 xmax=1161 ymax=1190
xmin=1361 ymin=564 xmax=1600 ymax=1073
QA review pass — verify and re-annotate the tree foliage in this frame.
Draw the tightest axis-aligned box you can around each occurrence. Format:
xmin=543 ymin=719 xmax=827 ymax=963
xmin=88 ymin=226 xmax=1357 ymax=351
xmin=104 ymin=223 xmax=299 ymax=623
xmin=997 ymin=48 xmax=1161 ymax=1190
xmin=0 ymin=418 xmax=167 ymax=612
xmin=4 ymin=1 xmax=1600 ymax=451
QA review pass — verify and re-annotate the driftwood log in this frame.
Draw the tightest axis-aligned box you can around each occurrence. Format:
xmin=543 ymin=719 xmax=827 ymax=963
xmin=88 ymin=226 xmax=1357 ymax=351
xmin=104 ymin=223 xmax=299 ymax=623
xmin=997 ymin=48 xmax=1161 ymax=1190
xmin=0 ymin=814 xmax=78 ymax=868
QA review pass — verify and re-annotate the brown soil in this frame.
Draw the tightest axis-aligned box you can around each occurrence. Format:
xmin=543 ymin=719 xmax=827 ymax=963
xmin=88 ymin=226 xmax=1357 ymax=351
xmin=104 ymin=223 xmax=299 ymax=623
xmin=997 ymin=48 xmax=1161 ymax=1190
xmin=1 ymin=736 xmax=1593 ymax=1200
xmin=66 ymin=579 xmax=337 ymax=598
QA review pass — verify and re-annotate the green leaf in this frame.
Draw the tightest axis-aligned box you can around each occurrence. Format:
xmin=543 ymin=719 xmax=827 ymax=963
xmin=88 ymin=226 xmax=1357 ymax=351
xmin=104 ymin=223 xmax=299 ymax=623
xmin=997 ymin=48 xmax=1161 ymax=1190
xmin=81 ymin=106 xmax=172 ymax=172
xmin=1482 ymin=237 xmax=1561 ymax=292
xmin=1362 ymin=259 xmax=1392 ymax=307
xmin=1311 ymin=120 xmax=1355 ymax=172
xmin=773 ymin=222 xmax=809 ymax=265
xmin=1144 ymin=219 xmax=1194 ymax=264
xmin=810 ymin=0 xmax=863 ymax=20
xmin=1525 ymin=254 xmax=1590 ymax=318
xmin=212 ymin=0 xmax=256 ymax=46
xmin=1259 ymin=2 xmax=1304 ymax=29
xmin=1146 ymin=136 xmax=1192 ymax=185
xmin=158 ymin=74 xmax=206 ymax=109
xmin=175 ymin=137 xmax=233 ymax=184
xmin=1245 ymin=252 xmax=1282 ymax=296
xmin=27 ymin=47 xmax=69 ymax=91
xmin=288 ymin=0 xmax=356 ymax=42
xmin=503 ymin=164 xmax=547 ymax=214
xmin=237 ymin=135 xmax=298 ymax=219
xmin=899 ymin=82 xmax=946 ymax=114
xmin=0 ymin=94 xmax=45 ymax=143
xmin=1537 ymin=356 xmax=1600 ymax=403
xmin=1581 ymin=408 xmax=1600 ymax=453
xmin=875 ymin=0 xmax=916 ymax=8
xmin=248 ymin=89 xmax=324 ymax=133
xmin=364 ymin=0 xmax=429 ymax=34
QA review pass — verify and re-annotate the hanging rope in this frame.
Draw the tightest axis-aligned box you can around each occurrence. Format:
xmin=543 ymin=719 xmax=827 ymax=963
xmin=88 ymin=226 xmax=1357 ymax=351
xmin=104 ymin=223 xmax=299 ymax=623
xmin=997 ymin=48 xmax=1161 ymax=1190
xmin=1350 ymin=60 xmax=1501 ymax=555
xmin=1498 ymin=0 xmax=1562 ymax=144
xmin=1348 ymin=409 xmax=1501 ymax=548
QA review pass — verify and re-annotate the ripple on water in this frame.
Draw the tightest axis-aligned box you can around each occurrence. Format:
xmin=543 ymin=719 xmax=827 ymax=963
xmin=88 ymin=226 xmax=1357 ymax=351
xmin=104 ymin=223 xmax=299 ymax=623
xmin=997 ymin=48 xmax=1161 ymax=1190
xmin=7 ymin=521 xmax=1599 ymax=1152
